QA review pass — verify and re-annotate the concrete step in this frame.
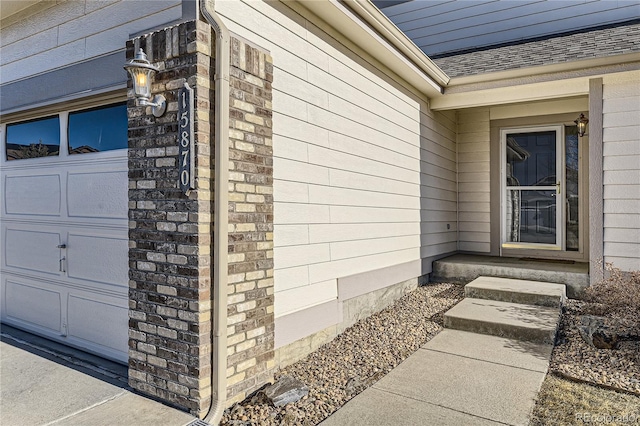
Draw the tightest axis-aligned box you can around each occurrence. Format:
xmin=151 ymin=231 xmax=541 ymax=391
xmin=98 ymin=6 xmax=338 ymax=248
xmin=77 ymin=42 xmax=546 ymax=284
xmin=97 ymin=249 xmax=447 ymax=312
xmin=465 ymin=276 xmax=566 ymax=308
xmin=444 ymin=298 xmax=560 ymax=345
xmin=432 ymin=254 xmax=589 ymax=298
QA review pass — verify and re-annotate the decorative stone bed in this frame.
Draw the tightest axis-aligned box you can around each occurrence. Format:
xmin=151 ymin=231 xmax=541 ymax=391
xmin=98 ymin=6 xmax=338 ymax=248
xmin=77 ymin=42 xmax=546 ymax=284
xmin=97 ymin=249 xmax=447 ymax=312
xmin=220 ymin=278 xmax=640 ymax=425
xmin=220 ymin=283 xmax=464 ymax=425
xmin=549 ymin=299 xmax=640 ymax=396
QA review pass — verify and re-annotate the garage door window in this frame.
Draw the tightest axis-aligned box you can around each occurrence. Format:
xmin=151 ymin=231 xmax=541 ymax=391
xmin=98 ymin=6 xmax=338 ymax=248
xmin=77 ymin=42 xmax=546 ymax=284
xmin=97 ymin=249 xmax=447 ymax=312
xmin=69 ymin=103 xmax=127 ymax=154
xmin=5 ymin=116 xmax=60 ymax=161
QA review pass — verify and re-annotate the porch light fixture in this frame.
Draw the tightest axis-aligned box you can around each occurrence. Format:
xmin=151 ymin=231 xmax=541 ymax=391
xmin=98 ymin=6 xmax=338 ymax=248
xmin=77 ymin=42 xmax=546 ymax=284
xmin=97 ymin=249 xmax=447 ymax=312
xmin=574 ymin=113 xmax=589 ymax=137
xmin=123 ymin=48 xmax=166 ymax=117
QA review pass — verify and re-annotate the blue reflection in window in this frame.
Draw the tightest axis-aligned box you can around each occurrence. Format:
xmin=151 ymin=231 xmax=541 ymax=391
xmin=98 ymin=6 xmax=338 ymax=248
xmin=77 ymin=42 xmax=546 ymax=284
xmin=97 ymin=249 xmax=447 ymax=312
xmin=69 ymin=103 xmax=127 ymax=154
xmin=566 ymin=126 xmax=579 ymax=251
xmin=506 ymin=131 xmax=556 ymax=187
xmin=6 ymin=116 xmax=60 ymax=161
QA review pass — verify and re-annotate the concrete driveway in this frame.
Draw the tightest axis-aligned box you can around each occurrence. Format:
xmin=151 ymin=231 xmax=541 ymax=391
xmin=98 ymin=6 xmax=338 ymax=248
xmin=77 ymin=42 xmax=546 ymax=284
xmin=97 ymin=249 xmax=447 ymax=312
xmin=1 ymin=325 xmax=198 ymax=426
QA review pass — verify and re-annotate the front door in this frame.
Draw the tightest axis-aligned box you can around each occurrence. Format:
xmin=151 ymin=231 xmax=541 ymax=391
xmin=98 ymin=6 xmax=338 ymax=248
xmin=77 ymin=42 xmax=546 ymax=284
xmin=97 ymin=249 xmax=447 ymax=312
xmin=501 ymin=126 xmax=563 ymax=250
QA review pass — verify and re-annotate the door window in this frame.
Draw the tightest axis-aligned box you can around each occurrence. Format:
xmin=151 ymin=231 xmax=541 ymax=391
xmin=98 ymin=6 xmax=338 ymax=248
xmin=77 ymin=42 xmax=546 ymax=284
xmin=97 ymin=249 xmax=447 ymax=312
xmin=565 ymin=126 xmax=579 ymax=251
xmin=502 ymin=127 xmax=562 ymax=249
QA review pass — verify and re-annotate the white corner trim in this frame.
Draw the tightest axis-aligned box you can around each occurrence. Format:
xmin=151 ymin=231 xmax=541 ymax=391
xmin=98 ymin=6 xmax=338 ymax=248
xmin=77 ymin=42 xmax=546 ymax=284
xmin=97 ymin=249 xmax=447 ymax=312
xmin=588 ymin=78 xmax=604 ymax=285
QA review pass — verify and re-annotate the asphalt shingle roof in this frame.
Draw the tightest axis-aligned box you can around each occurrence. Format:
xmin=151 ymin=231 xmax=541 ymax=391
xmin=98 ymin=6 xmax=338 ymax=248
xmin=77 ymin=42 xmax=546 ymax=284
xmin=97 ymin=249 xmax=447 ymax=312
xmin=431 ymin=20 xmax=640 ymax=78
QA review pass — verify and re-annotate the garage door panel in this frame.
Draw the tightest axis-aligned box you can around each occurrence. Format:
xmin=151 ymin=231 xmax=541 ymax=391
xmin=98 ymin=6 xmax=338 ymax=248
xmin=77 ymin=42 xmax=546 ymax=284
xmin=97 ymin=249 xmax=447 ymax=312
xmin=5 ymin=279 xmax=62 ymax=333
xmin=5 ymin=174 xmax=61 ymax=216
xmin=67 ymin=294 xmax=128 ymax=362
xmin=5 ymin=228 xmax=61 ymax=275
xmin=67 ymin=233 xmax=128 ymax=288
xmin=67 ymin=171 xmax=127 ymax=219
xmin=1 ymin=103 xmax=128 ymax=363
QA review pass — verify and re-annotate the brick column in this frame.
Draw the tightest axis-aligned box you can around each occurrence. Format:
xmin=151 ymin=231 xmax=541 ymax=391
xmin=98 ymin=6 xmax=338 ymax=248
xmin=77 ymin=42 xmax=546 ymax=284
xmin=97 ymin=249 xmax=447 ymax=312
xmin=127 ymin=21 xmax=275 ymax=413
xmin=127 ymin=20 xmax=214 ymax=415
xmin=225 ymin=37 xmax=275 ymax=405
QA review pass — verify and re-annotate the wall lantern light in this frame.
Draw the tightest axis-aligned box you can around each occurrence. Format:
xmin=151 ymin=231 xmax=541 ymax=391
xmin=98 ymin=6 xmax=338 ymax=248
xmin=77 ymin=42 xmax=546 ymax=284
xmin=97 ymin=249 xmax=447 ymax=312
xmin=574 ymin=113 xmax=589 ymax=137
xmin=124 ymin=48 xmax=166 ymax=117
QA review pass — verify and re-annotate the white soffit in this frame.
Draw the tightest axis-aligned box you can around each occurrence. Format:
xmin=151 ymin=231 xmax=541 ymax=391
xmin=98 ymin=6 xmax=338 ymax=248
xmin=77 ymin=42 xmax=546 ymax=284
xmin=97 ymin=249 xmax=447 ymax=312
xmin=298 ymin=0 xmax=444 ymax=97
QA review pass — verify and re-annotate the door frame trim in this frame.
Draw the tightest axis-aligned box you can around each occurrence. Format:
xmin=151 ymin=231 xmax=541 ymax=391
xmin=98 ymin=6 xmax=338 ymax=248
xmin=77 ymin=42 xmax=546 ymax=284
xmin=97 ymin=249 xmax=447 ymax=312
xmin=500 ymin=125 xmax=564 ymax=252
xmin=588 ymin=78 xmax=604 ymax=282
xmin=489 ymin=112 xmax=590 ymax=261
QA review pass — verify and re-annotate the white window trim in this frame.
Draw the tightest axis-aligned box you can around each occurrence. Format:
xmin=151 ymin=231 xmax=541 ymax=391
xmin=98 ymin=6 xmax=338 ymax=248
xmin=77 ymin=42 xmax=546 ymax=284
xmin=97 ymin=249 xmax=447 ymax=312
xmin=1 ymin=97 xmax=128 ymax=168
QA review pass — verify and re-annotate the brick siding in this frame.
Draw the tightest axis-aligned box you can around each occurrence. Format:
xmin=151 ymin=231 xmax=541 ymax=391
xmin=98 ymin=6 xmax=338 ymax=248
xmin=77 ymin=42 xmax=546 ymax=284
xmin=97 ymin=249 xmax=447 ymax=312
xmin=127 ymin=22 xmax=275 ymax=414
xmin=225 ymin=37 xmax=275 ymax=405
xmin=127 ymin=20 xmax=214 ymax=416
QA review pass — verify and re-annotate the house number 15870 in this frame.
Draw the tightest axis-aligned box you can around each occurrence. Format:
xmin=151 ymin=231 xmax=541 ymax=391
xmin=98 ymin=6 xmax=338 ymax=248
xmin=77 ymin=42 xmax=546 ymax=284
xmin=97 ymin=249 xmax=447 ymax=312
xmin=178 ymin=82 xmax=195 ymax=195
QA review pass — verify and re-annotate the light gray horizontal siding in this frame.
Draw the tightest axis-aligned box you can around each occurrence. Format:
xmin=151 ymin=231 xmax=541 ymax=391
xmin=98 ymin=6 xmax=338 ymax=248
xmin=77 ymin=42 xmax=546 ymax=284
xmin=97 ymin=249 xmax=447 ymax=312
xmin=0 ymin=0 xmax=182 ymax=84
xmin=457 ymin=108 xmax=490 ymax=253
xmin=217 ymin=0 xmax=457 ymax=319
xmin=602 ymin=75 xmax=640 ymax=272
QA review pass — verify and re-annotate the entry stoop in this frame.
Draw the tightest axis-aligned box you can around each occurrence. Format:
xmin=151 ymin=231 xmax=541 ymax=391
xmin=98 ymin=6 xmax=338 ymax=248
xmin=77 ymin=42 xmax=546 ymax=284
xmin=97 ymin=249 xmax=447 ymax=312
xmin=444 ymin=276 xmax=565 ymax=345
xmin=431 ymin=254 xmax=588 ymax=298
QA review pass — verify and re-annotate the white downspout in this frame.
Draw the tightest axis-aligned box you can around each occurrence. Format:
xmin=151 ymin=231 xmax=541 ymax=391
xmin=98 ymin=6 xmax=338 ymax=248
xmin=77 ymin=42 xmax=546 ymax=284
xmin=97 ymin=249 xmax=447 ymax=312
xmin=199 ymin=0 xmax=229 ymax=424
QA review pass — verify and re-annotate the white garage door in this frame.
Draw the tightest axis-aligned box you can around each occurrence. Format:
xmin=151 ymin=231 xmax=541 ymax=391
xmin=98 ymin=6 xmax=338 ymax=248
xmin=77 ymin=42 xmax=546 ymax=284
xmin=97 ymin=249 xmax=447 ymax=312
xmin=1 ymin=101 xmax=129 ymax=363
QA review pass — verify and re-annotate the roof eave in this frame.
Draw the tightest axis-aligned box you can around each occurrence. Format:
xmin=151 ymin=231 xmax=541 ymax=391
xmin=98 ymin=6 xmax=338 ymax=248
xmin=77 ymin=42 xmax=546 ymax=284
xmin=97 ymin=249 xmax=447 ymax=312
xmin=431 ymin=55 xmax=640 ymax=110
xmin=298 ymin=0 xmax=447 ymax=97
xmin=345 ymin=0 xmax=450 ymax=86
xmin=446 ymin=52 xmax=640 ymax=86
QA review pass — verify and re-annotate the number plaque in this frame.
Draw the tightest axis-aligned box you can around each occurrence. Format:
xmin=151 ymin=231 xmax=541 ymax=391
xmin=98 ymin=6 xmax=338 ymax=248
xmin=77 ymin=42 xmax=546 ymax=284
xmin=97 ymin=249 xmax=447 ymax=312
xmin=178 ymin=82 xmax=195 ymax=195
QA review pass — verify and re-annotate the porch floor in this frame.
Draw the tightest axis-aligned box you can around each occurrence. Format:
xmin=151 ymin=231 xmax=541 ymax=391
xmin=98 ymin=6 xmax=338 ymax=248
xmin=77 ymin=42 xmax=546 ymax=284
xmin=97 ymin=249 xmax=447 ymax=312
xmin=431 ymin=254 xmax=589 ymax=298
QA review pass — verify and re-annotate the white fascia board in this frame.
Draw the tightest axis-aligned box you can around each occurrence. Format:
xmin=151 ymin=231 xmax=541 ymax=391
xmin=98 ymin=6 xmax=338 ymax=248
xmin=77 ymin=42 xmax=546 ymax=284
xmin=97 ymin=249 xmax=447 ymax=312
xmin=434 ymin=54 xmax=640 ymax=109
xmin=431 ymin=78 xmax=590 ymax=111
xmin=298 ymin=0 xmax=444 ymax=97
xmin=346 ymin=0 xmax=449 ymax=86
xmin=432 ymin=61 xmax=640 ymax=110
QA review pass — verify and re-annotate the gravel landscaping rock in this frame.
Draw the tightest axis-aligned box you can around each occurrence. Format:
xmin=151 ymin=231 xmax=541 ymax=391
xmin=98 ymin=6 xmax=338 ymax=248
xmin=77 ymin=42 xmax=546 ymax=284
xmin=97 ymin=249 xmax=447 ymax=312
xmin=550 ymin=299 xmax=640 ymax=395
xmin=263 ymin=376 xmax=309 ymax=407
xmin=220 ymin=283 xmax=464 ymax=426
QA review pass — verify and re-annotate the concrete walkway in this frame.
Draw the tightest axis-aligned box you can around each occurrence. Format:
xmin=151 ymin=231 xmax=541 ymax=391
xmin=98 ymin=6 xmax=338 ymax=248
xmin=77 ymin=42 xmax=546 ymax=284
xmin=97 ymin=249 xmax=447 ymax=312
xmin=1 ymin=326 xmax=197 ymax=426
xmin=321 ymin=329 xmax=551 ymax=425
xmin=322 ymin=276 xmax=566 ymax=426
